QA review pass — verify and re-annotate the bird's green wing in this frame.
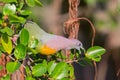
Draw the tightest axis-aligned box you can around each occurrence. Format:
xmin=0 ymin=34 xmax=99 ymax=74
xmin=24 ymin=21 xmax=47 ymax=40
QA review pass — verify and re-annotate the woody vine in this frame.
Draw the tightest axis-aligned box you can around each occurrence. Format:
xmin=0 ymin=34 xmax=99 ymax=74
xmin=0 ymin=0 xmax=105 ymax=80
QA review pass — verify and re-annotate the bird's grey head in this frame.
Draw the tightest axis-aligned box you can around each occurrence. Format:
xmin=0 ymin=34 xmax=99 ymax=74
xmin=72 ymin=39 xmax=85 ymax=53
xmin=75 ymin=40 xmax=83 ymax=49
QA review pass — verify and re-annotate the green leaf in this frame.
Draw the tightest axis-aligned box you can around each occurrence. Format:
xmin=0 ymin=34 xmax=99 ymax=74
xmin=85 ymin=46 xmax=106 ymax=62
xmin=6 ymin=62 xmax=21 ymax=73
xmin=3 ymin=4 xmax=16 ymax=15
xmin=20 ymin=29 xmax=29 ymax=46
xmin=1 ymin=33 xmax=12 ymax=54
xmin=79 ymin=57 xmax=92 ymax=66
xmin=34 ymin=0 xmax=42 ymax=7
xmin=61 ymin=78 xmax=70 ymax=80
xmin=48 ymin=61 xmax=57 ymax=75
xmin=1 ymin=0 xmax=17 ymax=3
xmin=26 ymin=76 xmax=35 ymax=80
xmin=0 ymin=27 xmax=14 ymax=36
xmin=43 ymin=59 xmax=47 ymax=67
xmin=14 ymin=44 xmax=26 ymax=59
xmin=16 ymin=2 xmax=24 ymax=11
xmin=28 ymin=38 xmax=38 ymax=48
xmin=0 ymin=65 xmax=3 ymax=70
xmin=69 ymin=65 xmax=74 ymax=79
xmin=9 ymin=14 xmax=26 ymax=23
xmin=50 ymin=62 xmax=69 ymax=79
xmin=85 ymin=0 xmax=96 ymax=5
xmin=25 ymin=66 xmax=31 ymax=76
xmin=32 ymin=62 xmax=47 ymax=77
xmin=0 ymin=19 xmax=2 ymax=25
xmin=20 ymin=10 xmax=32 ymax=15
xmin=1 ymin=75 xmax=10 ymax=80
xmin=0 ymin=51 xmax=2 ymax=57
xmin=26 ymin=0 xmax=35 ymax=7
xmin=0 ymin=45 xmax=5 ymax=52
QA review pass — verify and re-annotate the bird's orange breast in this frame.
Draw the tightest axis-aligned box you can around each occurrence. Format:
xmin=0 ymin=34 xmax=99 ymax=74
xmin=38 ymin=44 xmax=57 ymax=55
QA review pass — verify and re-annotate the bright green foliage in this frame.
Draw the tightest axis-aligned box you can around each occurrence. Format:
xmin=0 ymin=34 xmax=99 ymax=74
xmin=34 ymin=0 xmax=43 ymax=6
xmin=47 ymin=61 xmax=57 ymax=75
xmin=14 ymin=44 xmax=27 ymax=60
xmin=61 ymin=78 xmax=70 ymax=80
xmin=3 ymin=4 xmax=16 ymax=15
xmin=85 ymin=46 xmax=106 ymax=62
xmin=1 ymin=33 xmax=12 ymax=54
xmin=20 ymin=29 xmax=29 ymax=46
xmin=32 ymin=60 xmax=47 ymax=77
xmin=26 ymin=0 xmax=35 ymax=7
xmin=1 ymin=75 xmax=10 ymax=80
xmin=26 ymin=0 xmax=42 ymax=7
xmin=20 ymin=10 xmax=32 ymax=16
xmin=28 ymin=38 xmax=38 ymax=48
xmin=0 ymin=27 xmax=14 ymax=36
xmin=69 ymin=65 xmax=75 ymax=79
xmin=50 ymin=62 xmax=69 ymax=79
xmin=6 ymin=62 xmax=21 ymax=73
xmin=8 ymin=15 xmax=26 ymax=23
xmin=0 ymin=45 xmax=5 ymax=53
xmin=26 ymin=77 xmax=35 ymax=80
xmin=1 ymin=0 xmax=17 ymax=3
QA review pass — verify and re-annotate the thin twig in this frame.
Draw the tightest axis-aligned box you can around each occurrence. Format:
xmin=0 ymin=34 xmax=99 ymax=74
xmin=77 ymin=17 xmax=97 ymax=80
xmin=77 ymin=17 xmax=96 ymax=47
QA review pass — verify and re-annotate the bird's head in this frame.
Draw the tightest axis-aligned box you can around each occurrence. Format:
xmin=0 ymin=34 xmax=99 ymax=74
xmin=71 ymin=39 xmax=85 ymax=53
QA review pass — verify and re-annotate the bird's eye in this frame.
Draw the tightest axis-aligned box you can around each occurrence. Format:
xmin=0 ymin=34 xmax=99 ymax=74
xmin=77 ymin=43 xmax=81 ymax=46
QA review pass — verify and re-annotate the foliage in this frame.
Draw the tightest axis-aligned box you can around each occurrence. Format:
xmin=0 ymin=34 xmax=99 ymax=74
xmin=0 ymin=0 xmax=106 ymax=80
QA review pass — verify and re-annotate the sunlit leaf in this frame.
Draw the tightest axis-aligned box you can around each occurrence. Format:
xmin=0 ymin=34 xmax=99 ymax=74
xmin=1 ymin=0 xmax=17 ymax=3
xmin=85 ymin=46 xmax=106 ymax=62
xmin=61 ymin=78 xmax=70 ymax=80
xmin=6 ymin=62 xmax=21 ymax=73
xmin=20 ymin=10 xmax=32 ymax=15
xmin=48 ymin=61 xmax=57 ymax=75
xmin=28 ymin=38 xmax=38 ymax=48
xmin=25 ymin=66 xmax=31 ymax=76
xmin=0 ymin=19 xmax=2 ymax=25
xmin=14 ymin=44 xmax=26 ymax=59
xmin=9 ymin=15 xmax=26 ymax=23
xmin=3 ymin=4 xmax=16 ymax=15
xmin=34 ymin=0 xmax=42 ymax=7
xmin=32 ymin=61 xmax=47 ymax=77
xmin=17 ymin=2 xmax=24 ymax=10
xmin=1 ymin=33 xmax=12 ymax=54
xmin=50 ymin=62 xmax=69 ymax=79
xmin=0 ymin=27 xmax=13 ymax=36
xmin=20 ymin=29 xmax=29 ymax=46
xmin=69 ymin=65 xmax=74 ymax=79
xmin=1 ymin=75 xmax=10 ymax=80
xmin=32 ymin=64 xmax=47 ymax=77
xmin=26 ymin=76 xmax=35 ymax=80
xmin=0 ymin=45 xmax=5 ymax=52
xmin=26 ymin=0 xmax=35 ymax=7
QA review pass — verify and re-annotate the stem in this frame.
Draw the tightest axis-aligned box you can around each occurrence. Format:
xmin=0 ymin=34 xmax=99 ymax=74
xmin=77 ymin=17 xmax=96 ymax=47
xmin=93 ymin=61 xmax=97 ymax=80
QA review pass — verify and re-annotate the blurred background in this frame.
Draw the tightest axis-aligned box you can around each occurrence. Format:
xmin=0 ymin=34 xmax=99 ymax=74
xmin=30 ymin=0 xmax=120 ymax=80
